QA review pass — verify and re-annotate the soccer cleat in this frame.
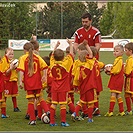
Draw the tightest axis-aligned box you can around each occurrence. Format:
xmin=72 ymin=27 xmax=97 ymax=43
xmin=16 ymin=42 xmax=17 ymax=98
xmin=88 ymin=118 xmax=94 ymax=123
xmin=14 ymin=107 xmax=21 ymax=112
xmin=104 ymin=112 xmax=113 ymax=117
xmin=25 ymin=114 xmax=30 ymax=120
xmin=71 ymin=112 xmax=76 ymax=122
xmin=81 ymin=112 xmax=88 ymax=119
xmin=116 ymin=111 xmax=126 ymax=116
xmin=124 ymin=110 xmax=132 ymax=115
xmin=75 ymin=116 xmax=84 ymax=121
xmin=36 ymin=116 xmax=41 ymax=120
xmin=61 ymin=122 xmax=70 ymax=127
xmin=93 ymin=107 xmax=99 ymax=115
xmin=49 ymin=123 xmax=58 ymax=126
xmin=93 ymin=113 xmax=101 ymax=117
xmin=1 ymin=114 xmax=9 ymax=118
xmin=28 ymin=120 xmax=36 ymax=125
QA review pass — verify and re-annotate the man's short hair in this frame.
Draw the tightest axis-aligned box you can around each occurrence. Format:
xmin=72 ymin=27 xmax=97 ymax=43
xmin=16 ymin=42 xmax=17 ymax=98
xmin=81 ymin=12 xmax=92 ymax=21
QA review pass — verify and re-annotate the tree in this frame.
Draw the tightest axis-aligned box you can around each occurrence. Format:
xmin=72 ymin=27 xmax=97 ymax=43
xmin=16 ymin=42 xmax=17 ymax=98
xmin=0 ymin=2 xmax=36 ymax=43
xmin=100 ymin=2 xmax=133 ymax=38
xmin=38 ymin=2 xmax=104 ymax=39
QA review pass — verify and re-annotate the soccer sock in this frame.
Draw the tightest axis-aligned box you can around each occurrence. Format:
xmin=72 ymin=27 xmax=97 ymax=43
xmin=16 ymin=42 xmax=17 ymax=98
xmin=28 ymin=102 xmax=36 ymax=121
xmin=37 ymin=103 xmax=42 ymax=118
xmin=12 ymin=97 xmax=17 ymax=108
xmin=50 ymin=105 xmax=56 ymax=124
xmin=82 ymin=104 xmax=88 ymax=115
xmin=69 ymin=93 xmax=74 ymax=104
xmin=117 ymin=97 xmax=124 ymax=113
xmin=60 ymin=105 xmax=66 ymax=123
xmin=67 ymin=98 xmax=75 ymax=113
xmin=40 ymin=99 xmax=49 ymax=112
xmin=88 ymin=104 xmax=94 ymax=119
xmin=1 ymin=102 xmax=6 ymax=115
xmin=125 ymin=95 xmax=131 ymax=112
xmin=75 ymin=104 xmax=82 ymax=116
xmin=109 ymin=96 xmax=116 ymax=113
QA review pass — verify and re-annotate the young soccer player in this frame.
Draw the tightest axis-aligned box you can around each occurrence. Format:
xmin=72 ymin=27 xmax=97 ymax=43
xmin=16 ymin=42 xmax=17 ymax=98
xmin=17 ymin=42 xmax=50 ymax=125
xmin=71 ymin=40 xmax=98 ymax=123
xmin=49 ymin=39 xmax=74 ymax=127
xmin=104 ymin=45 xmax=125 ymax=117
xmin=90 ymin=46 xmax=104 ymax=117
xmin=2 ymin=48 xmax=21 ymax=112
xmin=124 ymin=42 xmax=133 ymax=115
xmin=65 ymin=45 xmax=76 ymax=114
xmin=0 ymin=50 xmax=11 ymax=118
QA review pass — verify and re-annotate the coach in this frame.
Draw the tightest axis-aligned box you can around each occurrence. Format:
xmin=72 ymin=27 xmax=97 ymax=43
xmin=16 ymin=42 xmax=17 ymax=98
xmin=73 ymin=12 xmax=101 ymax=60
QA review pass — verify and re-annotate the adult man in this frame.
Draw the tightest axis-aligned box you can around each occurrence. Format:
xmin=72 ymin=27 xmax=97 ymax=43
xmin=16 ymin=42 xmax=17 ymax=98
xmin=73 ymin=12 xmax=101 ymax=60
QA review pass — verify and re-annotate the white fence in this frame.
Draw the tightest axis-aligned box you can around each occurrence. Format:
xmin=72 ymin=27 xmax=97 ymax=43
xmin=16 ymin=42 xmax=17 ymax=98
xmin=8 ymin=39 xmax=133 ymax=51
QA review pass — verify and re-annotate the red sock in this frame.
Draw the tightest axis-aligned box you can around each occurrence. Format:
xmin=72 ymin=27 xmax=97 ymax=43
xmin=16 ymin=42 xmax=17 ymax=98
xmin=88 ymin=107 xmax=93 ymax=119
xmin=37 ymin=103 xmax=43 ymax=118
xmin=60 ymin=105 xmax=66 ymax=123
xmin=50 ymin=105 xmax=56 ymax=124
xmin=125 ymin=97 xmax=131 ymax=112
xmin=12 ymin=97 xmax=17 ymax=108
xmin=28 ymin=102 xmax=36 ymax=121
xmin=40 ymin=99 xmax=49 ymax=112
xmin=109 ymin=96 xmax=116 ymax=113
xmin=68 ymin=102 xmax=75 ymax=113
xmin=75 ymin=104 xmax=81 ymax=116
xmin=118 ymin=97 xmax=124 ymax=112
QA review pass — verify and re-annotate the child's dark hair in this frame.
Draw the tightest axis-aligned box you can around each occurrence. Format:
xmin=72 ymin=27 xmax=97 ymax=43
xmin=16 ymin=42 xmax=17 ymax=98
xmin=124 ymin=42 xmax=133 ymax=52
xmin=42 ymin=56 xmax=50 ymax=66
xmin=54 ymin=49 xmax=64 ymax=61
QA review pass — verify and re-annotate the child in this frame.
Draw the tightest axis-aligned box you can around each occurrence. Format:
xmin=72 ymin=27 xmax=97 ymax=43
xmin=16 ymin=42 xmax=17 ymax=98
xmin=90 ymin=46 xmax=104 ymax=117
xmin=17 ymin=42 xmax=50 ymax=125
xmin=42 ymin=56 xmax=52 ymax=110
xmin=71 ymin=40 xmax=98 ymax=123
xmin=124 ymin=42 xmax=133 ymax=115
xmin=49 ymin=39 xmax=74 ymax=127
xmin=2 ymin=48 xmax=21 ymax=112
xmin=65 ymin=45 xmax=76 ymax=114
xmin=104 ymin=45 xmax=125 ymax=116
xmin=0 ymin=50 xmax=11 ymax=118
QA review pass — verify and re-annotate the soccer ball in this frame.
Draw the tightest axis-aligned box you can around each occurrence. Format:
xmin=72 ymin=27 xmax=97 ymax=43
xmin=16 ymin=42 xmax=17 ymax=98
xmin=104 ymin=64 xmax=113 ymax=75
xmin=10 ymin=59 xmax=19 ymax=69
xmin=41 ymin=113 xmax=50 ymax=124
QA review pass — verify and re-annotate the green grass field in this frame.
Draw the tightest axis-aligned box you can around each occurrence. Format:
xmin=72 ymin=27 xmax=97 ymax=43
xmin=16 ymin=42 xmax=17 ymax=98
xmin=0 ymin=50 xmax=133 ymax=132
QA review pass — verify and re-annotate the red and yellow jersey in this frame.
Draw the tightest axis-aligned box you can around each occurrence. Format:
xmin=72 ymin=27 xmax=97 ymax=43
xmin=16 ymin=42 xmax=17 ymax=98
xmin=17 ymin=52 xmax=48 ymax=91
xmin=1 ymin=55 xmax=18 ymax=82
xmin=124 ymin=55 xmax=133 ymax=77
xmin=108 ymin=56 xmax=124 ymax=92
xmin=0 ymin=59 xmax=4 ymax=92
xmin=73 ymin=58 xmax=97 ymax=95
xmin=50 ymin=53 xmax=74 ymax=92
xmin=92 ymin=58 xmax=103 ymax=92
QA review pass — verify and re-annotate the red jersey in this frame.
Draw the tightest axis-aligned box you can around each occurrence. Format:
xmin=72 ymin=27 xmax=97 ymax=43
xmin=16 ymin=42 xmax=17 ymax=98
xmin=17 ymin=53 xmax=48 ymax=91
xmin=50 ymin=54 xmax=74 ymax=93
xmin=74 ymin=26 xmax=101 ymax=59
xmin=108 ymin=56 xmax=124 ymax=93
xmin=73 ymin=60 xmax=97 ymax=95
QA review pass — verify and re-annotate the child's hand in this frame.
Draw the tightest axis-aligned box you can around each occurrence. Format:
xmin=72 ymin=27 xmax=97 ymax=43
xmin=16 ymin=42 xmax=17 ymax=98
xmin=83 ymin=39 xmax=88 ymax=46
xmin=56 ymin=41 xmax=60 ymax=47
xmin=66 ymin=38 xmax=72 ymax=45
